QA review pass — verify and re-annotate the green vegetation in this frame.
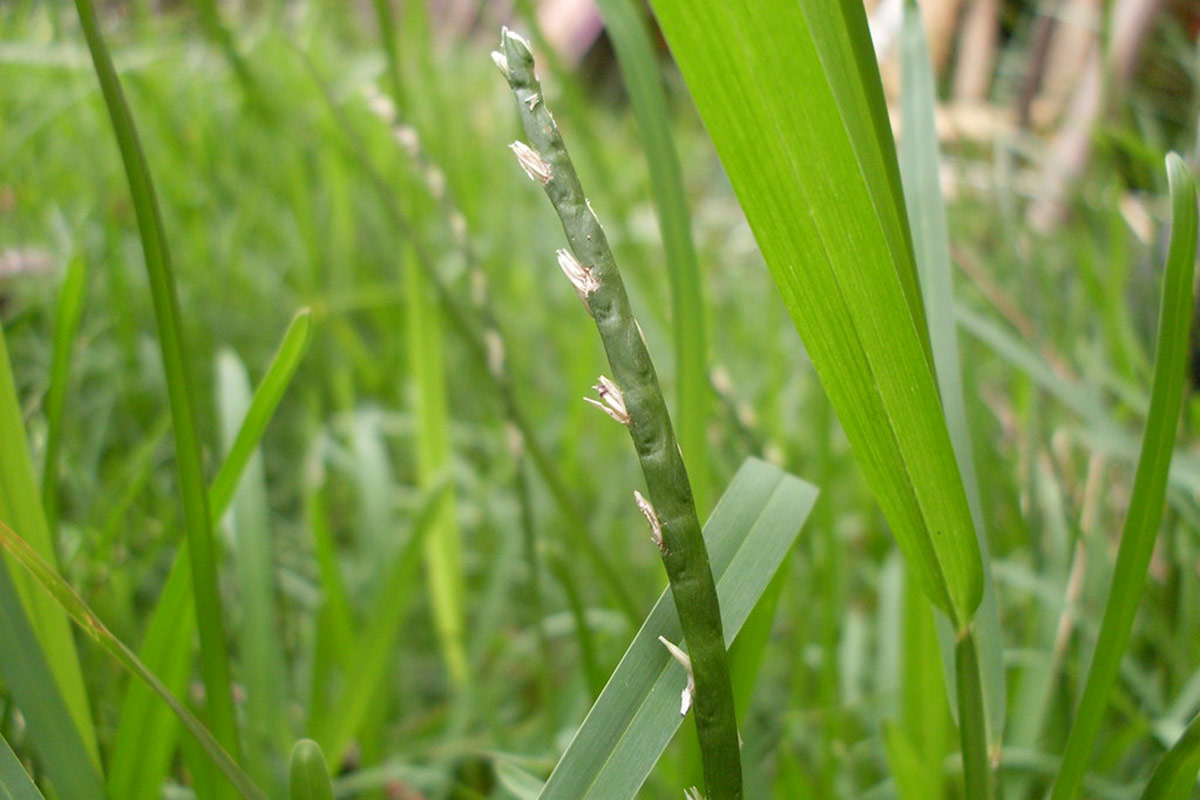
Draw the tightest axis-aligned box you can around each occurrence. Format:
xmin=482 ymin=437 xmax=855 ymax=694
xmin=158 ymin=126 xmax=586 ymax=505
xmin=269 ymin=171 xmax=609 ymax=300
xmin=0 ymin=1 xmax=1198 ymax=799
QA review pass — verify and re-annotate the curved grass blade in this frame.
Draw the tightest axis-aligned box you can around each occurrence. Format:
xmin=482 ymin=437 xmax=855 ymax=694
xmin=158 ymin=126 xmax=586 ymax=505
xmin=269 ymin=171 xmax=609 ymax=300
xmin=71 ymin=0 xmax=238 ymax=766
xmin=898 ymin=0 xmax=1005 ymax=766
xmin=592 ymin=0 xmax=710 ymax=511
xmin=1051 ymin=154 xmax=1198 ymax=800
xmin=0 ymin=732 xmax=48 ymax=800
xmin=1140 ymin=713 xmax=1200 ymax=800
xmin=645 ymin=0 xmax=983 ymax=630
xmin=0 ymin=521 xmax=267 ymax=800
xmin=537 ymin=458 xmax=817 ymax=800
xmin=40 ymin=253 xmax=87 ymax=533
xmin=107 ymin=310 xmax=312 ymax=800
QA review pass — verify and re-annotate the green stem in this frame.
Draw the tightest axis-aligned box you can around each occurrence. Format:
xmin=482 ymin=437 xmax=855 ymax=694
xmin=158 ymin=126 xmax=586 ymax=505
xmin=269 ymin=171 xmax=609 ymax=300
xmin=496 ymin=29 xmax=742 ymax=799
xmin=956 ymin=629 xmax=993 ymax=800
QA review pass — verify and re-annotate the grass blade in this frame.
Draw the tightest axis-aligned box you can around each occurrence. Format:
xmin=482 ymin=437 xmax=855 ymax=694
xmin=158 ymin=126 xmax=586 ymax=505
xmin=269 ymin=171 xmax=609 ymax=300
xmin=0 ymin=732 xmax=47 ymax=800
xmin=71 ymin=0 xmax=239 ymax=770
xmin=0 ymin=521 xmax=267 ymax=800
xmin=107 ymin=311 xmax=312 ymax=800
xmin=0 ymin=564 xmax=105 ymax=799
xmin=1051 ymin=154 xmax=1198 ymax=800
xmin=0 ymin=311 xmax=99 ymax=772
xmin=645 ymin=0 xmax=983 ymax=630
xmin=592 ymin=0 xmax=710 ymax=511
xmin=288 ymin=740 xmax=334 ymax=800
xmin=40 ymin=253 xmax=87 ymax=533
xmin=1140 ymin=713 xmax=1200 ymax=800
xmin=898 ymin=0 xmax=1006 ymax=766
xmin=210 ymin=308 xmax=313 ymax=516
xmin=216 ymin=350 xmax=289 ymax=791
xmin=537 ymin=457 xmax=818 ymax=800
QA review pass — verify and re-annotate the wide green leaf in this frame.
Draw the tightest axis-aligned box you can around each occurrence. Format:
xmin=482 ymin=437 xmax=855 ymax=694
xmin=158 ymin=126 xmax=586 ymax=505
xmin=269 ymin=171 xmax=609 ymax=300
xmin=646 ymin=0 xmax=983 ymax=629
xmin=538 ymin=457 xmax=817 ymax=799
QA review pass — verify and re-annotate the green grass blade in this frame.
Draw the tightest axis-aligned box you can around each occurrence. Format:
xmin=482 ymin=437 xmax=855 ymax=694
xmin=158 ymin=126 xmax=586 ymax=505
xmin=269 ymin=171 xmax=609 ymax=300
xmin=897 ymin=0 xmax=1005 ymax=762
xmin=537 ymin=458 xmax=817 ymax=800
xmin=0 ymin=521 xmax=267 ymax=800
xmin=404 ymin=244 xmax=468 ymax=688
xmin=71 ymin=0 xmax=239 ymax=768
xmin=0 ymin=732 xmax=47 ymax=800
xmin=0 ymin=564 xmax=105 ymax=800
xmin=592 ymin=0 xmax=710 ymax=511
xmin=645 ymin=0 xmax=983 ymax=629
xmin=1051 ymin=154 xmax=1198 ymax=800
xmin=1140 ymin=713 xmax=1200 ymax=800
xmin=40 ymin=253 xmax=87 ymax=533
xmin=107 ymin=311 xmax=312 ymax=800
xmin=216 ymin=350 xmax=289 ymax=791
xmin=210 ymin=308 xmax=312 ymax=516
xmin=288 ymin=740 xmax=334 ymax=800
xmin=105 ymin=548 xmax=195 ymax=800
xmin=0 ymin=314 xmax=99 ymax=771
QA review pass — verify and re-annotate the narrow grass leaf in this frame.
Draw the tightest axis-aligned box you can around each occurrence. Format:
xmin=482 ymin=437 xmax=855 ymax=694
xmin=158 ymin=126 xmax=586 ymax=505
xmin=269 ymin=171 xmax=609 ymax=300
xmin=288 ymin=740 xmax=334 ymax=800
xmin=0 ymin=312 xmax=100 ymax=774
xmin=898 ymin=0 xmax=1006 ymax=757
xmin=0 ymin=521 xmax=267 ymax=800
xmin=108 ymin=311 xmax=312 ymax=800
xmin=210 ymin=308 xmax=313 ymax=516
xmin=0 ymin=564 xmax=105 ymax=800
xmin=404 ymin=243 xmax=468 ymax=688
xmin=1051 ymin=154 xmax=1198 ymax=800
xmin=592 ymin=0 xmax=710 ymax=511
xmin=645 ymin=0 xmax=983 ymax=629
xmin=217 ymin=350 xmax=289 ymax=790
xmin=538 ymin=458 xmax=817 ymax=800
xmin=40 ymin=253 xmax=87 ymax=532
xmin=0 ymin=732 xmax=47 ymax=800
xmin=1140 ymin=713 xmax=1200 ymax=800
xmin=71 ymin=0 xmax=239 ymax=767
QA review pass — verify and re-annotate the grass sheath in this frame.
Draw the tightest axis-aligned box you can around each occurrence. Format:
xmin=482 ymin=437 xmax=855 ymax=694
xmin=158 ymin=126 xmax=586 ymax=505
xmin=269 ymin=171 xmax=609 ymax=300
xmin=1050 ymin=154 xmax=1198 ymax=800
xmin=72 ymin=0 xmax=241 ymax=780
xmin=496 ymin=29 xmax=742 ymax=799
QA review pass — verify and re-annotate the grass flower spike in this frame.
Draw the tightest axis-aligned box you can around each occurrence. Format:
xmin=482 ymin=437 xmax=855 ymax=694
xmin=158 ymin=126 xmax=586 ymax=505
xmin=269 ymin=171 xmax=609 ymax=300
xmin=496 ymin=26 xmax=743 ymax=799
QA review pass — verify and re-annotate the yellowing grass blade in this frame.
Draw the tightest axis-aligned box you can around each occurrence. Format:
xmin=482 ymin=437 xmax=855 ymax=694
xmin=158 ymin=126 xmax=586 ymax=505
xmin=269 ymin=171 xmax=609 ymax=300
xmin=645 ymin=0 xmax=982 ymax=627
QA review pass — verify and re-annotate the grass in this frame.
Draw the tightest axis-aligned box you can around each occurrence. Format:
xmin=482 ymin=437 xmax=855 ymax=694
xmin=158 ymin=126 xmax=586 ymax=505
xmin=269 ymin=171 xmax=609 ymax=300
xmin=0 ymin=1 xmax=1198 ymax=798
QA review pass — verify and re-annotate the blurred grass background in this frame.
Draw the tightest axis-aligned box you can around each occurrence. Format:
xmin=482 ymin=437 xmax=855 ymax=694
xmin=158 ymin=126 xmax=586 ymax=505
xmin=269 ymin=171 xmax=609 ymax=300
xmin=0 ymin=0 xmax=1199 ymax=797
